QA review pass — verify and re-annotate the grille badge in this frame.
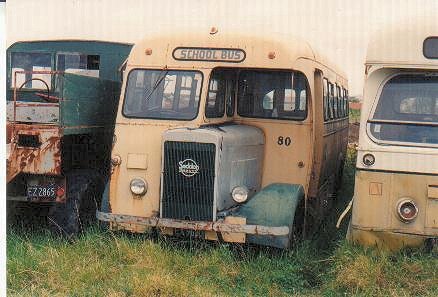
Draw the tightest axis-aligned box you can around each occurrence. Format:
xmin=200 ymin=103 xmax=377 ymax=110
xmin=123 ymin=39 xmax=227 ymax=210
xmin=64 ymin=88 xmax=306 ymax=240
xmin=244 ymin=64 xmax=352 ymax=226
xmin=178 ymin=159 xmax=200 ymax=177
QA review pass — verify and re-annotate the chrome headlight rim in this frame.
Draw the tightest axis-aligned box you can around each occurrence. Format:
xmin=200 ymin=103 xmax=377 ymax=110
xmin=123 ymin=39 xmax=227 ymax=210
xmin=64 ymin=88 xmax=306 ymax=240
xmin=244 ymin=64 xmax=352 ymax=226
xmin=130 ymin=177 xmax=148 ymax=196
xmin=362 ymin=153 xmax=375 ymax=167
xmin=231 ymin=186 xmax=249 ymax=203
xmin=396 ymin=198 xmax=418 ymax=223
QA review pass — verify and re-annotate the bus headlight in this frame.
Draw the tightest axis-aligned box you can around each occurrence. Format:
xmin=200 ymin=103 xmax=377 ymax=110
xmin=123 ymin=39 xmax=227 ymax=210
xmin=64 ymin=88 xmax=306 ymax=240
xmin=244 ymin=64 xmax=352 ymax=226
xmin=232 ymin=186 xmax=249 ymax=203
xmin=362 ymin=153 xmax=375 ymax=166
xmin=396 ymin=199 xmax=418 ymax=223
xmin=130 ymin=178 xmax=147 ymax=196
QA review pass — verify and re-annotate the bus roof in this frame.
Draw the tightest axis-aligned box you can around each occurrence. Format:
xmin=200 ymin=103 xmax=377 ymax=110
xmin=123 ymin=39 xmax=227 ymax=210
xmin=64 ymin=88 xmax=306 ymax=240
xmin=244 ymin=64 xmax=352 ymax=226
xmin=127 ymin=30 xmax=347 ymax=79
xmin=366 ymin=16 xmax=438 ymax=67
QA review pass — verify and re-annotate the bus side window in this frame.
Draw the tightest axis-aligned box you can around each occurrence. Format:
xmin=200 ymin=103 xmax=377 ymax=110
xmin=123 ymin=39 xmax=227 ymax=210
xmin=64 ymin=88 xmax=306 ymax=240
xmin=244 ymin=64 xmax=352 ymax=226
xmin=336 ymin=85 xmax=341 ymax=117
xmin=329 ymin=83 xmax=334 ymax=119
xmin=323 ymin=78 xmax=329 ymax=121
xmin=338 ymin=85 xmax=342 ymax=118
xmin=343 ymin=88 xmax=347 ymax=117
xmin=338 ymin=87 xmax=344 ymax=118
xmin=346 ymin=89 xmax=349 ymax=115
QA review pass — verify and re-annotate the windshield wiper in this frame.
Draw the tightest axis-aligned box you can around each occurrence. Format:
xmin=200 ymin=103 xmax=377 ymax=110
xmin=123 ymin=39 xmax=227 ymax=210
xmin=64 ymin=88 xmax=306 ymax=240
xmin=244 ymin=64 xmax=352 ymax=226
xmin=143 ymin=69 xmax=169 ymax=104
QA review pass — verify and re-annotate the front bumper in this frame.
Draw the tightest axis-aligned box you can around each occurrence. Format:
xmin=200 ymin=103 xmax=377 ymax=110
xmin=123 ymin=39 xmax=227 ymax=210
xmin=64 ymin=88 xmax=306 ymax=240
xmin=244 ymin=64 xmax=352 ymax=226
xmin=96 ymin=211 xmax=289 ymax=236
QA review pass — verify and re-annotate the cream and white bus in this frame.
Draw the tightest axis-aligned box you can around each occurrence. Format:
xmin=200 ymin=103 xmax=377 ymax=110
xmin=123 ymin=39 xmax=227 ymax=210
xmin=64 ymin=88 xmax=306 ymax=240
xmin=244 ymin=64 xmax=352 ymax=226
xmin=97 ymin=29 xmax=348 ymax=249
xmin=349 ymin=22 xmax=438 ymax=250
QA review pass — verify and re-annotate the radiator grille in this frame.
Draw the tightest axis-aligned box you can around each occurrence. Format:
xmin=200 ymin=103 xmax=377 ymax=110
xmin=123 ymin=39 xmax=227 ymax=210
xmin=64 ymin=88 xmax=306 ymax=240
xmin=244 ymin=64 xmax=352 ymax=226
xmin=162 ymin=141 xmax=216 ymax=221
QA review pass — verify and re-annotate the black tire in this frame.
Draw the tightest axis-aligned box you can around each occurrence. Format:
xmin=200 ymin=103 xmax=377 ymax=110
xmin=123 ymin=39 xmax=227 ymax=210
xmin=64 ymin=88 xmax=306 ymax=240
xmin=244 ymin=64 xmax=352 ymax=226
xmin=7 ymin=201 xmax=51 ymax=231
xmin=48 ymin=170 xmax=104 ymax=238
xmin=335 ymin=157 xmax=346 ymax=191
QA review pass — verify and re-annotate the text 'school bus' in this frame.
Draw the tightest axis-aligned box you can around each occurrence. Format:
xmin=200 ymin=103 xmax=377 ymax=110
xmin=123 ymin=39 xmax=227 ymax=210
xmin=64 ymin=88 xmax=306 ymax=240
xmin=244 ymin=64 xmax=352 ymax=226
xmin=97 ymin=29 xmax=349 ymax=249
xmin=6 ymin=40 xmax=132 ymax=235
xmin=348 ymin=21 xmax=438 ymax=250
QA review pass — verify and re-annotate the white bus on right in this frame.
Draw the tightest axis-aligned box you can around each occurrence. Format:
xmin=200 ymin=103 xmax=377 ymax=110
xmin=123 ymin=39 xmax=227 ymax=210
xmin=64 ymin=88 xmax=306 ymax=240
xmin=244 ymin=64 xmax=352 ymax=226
xmin=349 ymin=19 xmax=438 ymax=250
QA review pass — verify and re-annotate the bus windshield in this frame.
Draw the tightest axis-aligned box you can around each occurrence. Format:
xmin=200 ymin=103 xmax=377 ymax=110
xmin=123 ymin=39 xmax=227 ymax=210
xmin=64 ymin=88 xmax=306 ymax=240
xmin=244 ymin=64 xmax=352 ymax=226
xmin=369 ymin=74 xmax=438 ymax=146
xmin=123 ymin=69 xmax=203 ymax=120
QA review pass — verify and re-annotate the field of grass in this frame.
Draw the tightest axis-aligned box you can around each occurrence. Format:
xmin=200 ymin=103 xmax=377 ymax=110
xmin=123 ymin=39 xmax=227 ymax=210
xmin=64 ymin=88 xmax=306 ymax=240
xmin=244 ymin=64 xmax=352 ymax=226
xmin=349 ymin=108 xmax=361 ymax=124
xmin=7 ymin=149 xmax=438 ymax=296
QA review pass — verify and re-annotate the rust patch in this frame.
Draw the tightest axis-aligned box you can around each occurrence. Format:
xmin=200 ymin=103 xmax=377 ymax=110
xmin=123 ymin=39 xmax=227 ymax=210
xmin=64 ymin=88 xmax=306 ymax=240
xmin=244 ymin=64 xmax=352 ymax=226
xmin=97 ymin=211 xmax=290 ymax=236
xmin=7 ymin=123 xmax=62 ymax=183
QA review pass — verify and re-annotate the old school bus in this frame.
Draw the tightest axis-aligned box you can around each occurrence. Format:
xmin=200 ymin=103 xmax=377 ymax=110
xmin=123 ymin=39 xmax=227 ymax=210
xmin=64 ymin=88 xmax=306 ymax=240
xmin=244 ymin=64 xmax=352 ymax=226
xmin=98 ymin=29 xmax=349 ymax=249
xmin=349 ymin=21 xmax=438 ymax=250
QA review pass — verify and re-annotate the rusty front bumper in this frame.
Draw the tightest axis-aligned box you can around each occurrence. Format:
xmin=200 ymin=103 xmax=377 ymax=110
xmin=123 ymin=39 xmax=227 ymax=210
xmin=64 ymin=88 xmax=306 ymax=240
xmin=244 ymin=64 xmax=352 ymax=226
xmin=96 ymin=211 xmax=290 ymax=236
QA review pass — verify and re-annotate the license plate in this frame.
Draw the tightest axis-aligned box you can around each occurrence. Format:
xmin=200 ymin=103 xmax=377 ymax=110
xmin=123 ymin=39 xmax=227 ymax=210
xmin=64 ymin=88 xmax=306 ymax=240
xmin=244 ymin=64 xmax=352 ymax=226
xmin=27 ymin=184 xmax=57 ymax=201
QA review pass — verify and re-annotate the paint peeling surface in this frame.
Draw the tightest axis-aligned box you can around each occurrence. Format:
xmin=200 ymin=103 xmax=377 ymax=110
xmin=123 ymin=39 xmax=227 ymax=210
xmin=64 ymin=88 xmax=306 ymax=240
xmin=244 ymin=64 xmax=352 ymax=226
xmin=96 ymin=211 xmax=290 ymax=236
xmin=7 ymin=124 xmax=61 ymax=183
xmin=6 ymin=101 xmax=59 ymax=123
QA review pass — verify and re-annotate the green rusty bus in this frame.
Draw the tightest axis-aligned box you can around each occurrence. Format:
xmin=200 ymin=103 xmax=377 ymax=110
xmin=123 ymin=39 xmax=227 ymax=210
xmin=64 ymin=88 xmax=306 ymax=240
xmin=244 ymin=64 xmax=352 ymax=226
xmin=6 ymin=40 xmax=132 ymax=236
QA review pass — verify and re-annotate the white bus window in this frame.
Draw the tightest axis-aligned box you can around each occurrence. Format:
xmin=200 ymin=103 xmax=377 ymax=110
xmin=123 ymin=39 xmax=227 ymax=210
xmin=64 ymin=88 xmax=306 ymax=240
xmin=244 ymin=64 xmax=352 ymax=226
xmin=299 ymin=89 xmax=307 ymax=111
xmin=238 ymin=70 xmax=308 ymax=120
xmin=343 ymin=88 xmax=348 ymax=117
xmin=57 ymin=53 xmax=100 ymax=78
xmin=123 ymin=69 xmax=203 ymax=120
xmin=337 ymin=86 xmax=343 ymax=117
xmin=424 ymin=37 xmax=438 ymax=59
xmin=329 ymin=83 xmax=335 ymax=119
xmin=207 ymin=80 xmax=218 ymax=107
xmin=263 ymin=90 xmax=274 ymax=110
xmin=205 ymin=69 xmax=237 ymax=118
xmin=323 ymin=78 xmax=329 ymax=121
xmin=333 ymin=85 xmax=341 ymax=118
xmin=400 ymin=97 xmax=435 ymax=114
xmin=10 ymin=52 xmax=52 ymax=89
xmin=162 ymin=74 xmax=177 ymax=110
xmin=369 ymin=74 xmax=438 ymax=145
xmin=346 ymin=89 xmax=349 ymax=114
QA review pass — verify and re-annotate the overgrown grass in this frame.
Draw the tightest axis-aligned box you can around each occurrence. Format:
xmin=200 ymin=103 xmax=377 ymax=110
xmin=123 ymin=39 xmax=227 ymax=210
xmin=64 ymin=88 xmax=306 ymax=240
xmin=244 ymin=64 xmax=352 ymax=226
xmin=7 ymin=149 xmax=438 ymax=296
xmin=349 ymin=108 xmax=361 ymax=123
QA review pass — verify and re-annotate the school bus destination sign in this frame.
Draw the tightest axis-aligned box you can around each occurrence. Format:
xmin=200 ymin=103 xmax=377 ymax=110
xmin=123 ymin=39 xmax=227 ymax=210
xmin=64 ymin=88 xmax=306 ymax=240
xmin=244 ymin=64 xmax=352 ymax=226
xmin=172 ymin=47 xmax=246 ymax=62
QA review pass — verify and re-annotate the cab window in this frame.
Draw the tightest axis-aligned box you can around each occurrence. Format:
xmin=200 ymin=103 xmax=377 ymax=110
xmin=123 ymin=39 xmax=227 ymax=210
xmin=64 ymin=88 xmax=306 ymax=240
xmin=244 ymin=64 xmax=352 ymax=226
xmin=237 ymin=70 xmax=308 ymax=120
xmin=369 ymin=74 xmax=438 ymax=145
xmin=205 ymin=69 xmax=237 ymax=118
xmin=10 ymin=52 xmax=52 ymax=89
xmin=123 ymin=69 xmax=203 ymax=120
xmin=57 ymin=53 xmax=100 ymax=78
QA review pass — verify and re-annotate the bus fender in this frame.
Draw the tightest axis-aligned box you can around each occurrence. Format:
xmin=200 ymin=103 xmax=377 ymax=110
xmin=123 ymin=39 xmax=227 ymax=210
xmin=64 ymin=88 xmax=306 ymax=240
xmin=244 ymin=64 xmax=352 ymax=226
xmin=235 ymin=183 xmax=304 ymax=249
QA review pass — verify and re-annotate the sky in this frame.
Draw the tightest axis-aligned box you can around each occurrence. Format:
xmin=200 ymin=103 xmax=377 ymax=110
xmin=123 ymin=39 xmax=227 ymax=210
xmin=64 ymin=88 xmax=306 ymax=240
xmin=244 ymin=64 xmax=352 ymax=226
xmin=5 ymin=0 xmax=438 ymax=96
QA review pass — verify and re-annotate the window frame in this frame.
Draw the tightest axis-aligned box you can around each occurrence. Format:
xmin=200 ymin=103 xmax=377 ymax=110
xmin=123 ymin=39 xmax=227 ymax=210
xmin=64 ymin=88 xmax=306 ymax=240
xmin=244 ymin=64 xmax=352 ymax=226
xmin=121 ymin=68 xmax=204 ymax=121
xmin=323 ymin=78 xmax=329 ymax=121
xmin=55 ymin=52 xmax=101 ymax=77
xmin=335 ymin=84 xmax=342 ymax=118
xmin=423 ymin=36 xmax=438 ymax=59
xmin=9 ymin=51 xmax=54 ymax=90
xmin=328 ymin=82 xmax=335 ymax=120
xmin=342 ymin=88 xmax=348 ymax=118
xmin=236 ymin=69 xmax=310 ymax=121
xmin=366 ymin=72 xmax=438 ymax=148
xmin=205 ymin=68 xmax=238 ymax=119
